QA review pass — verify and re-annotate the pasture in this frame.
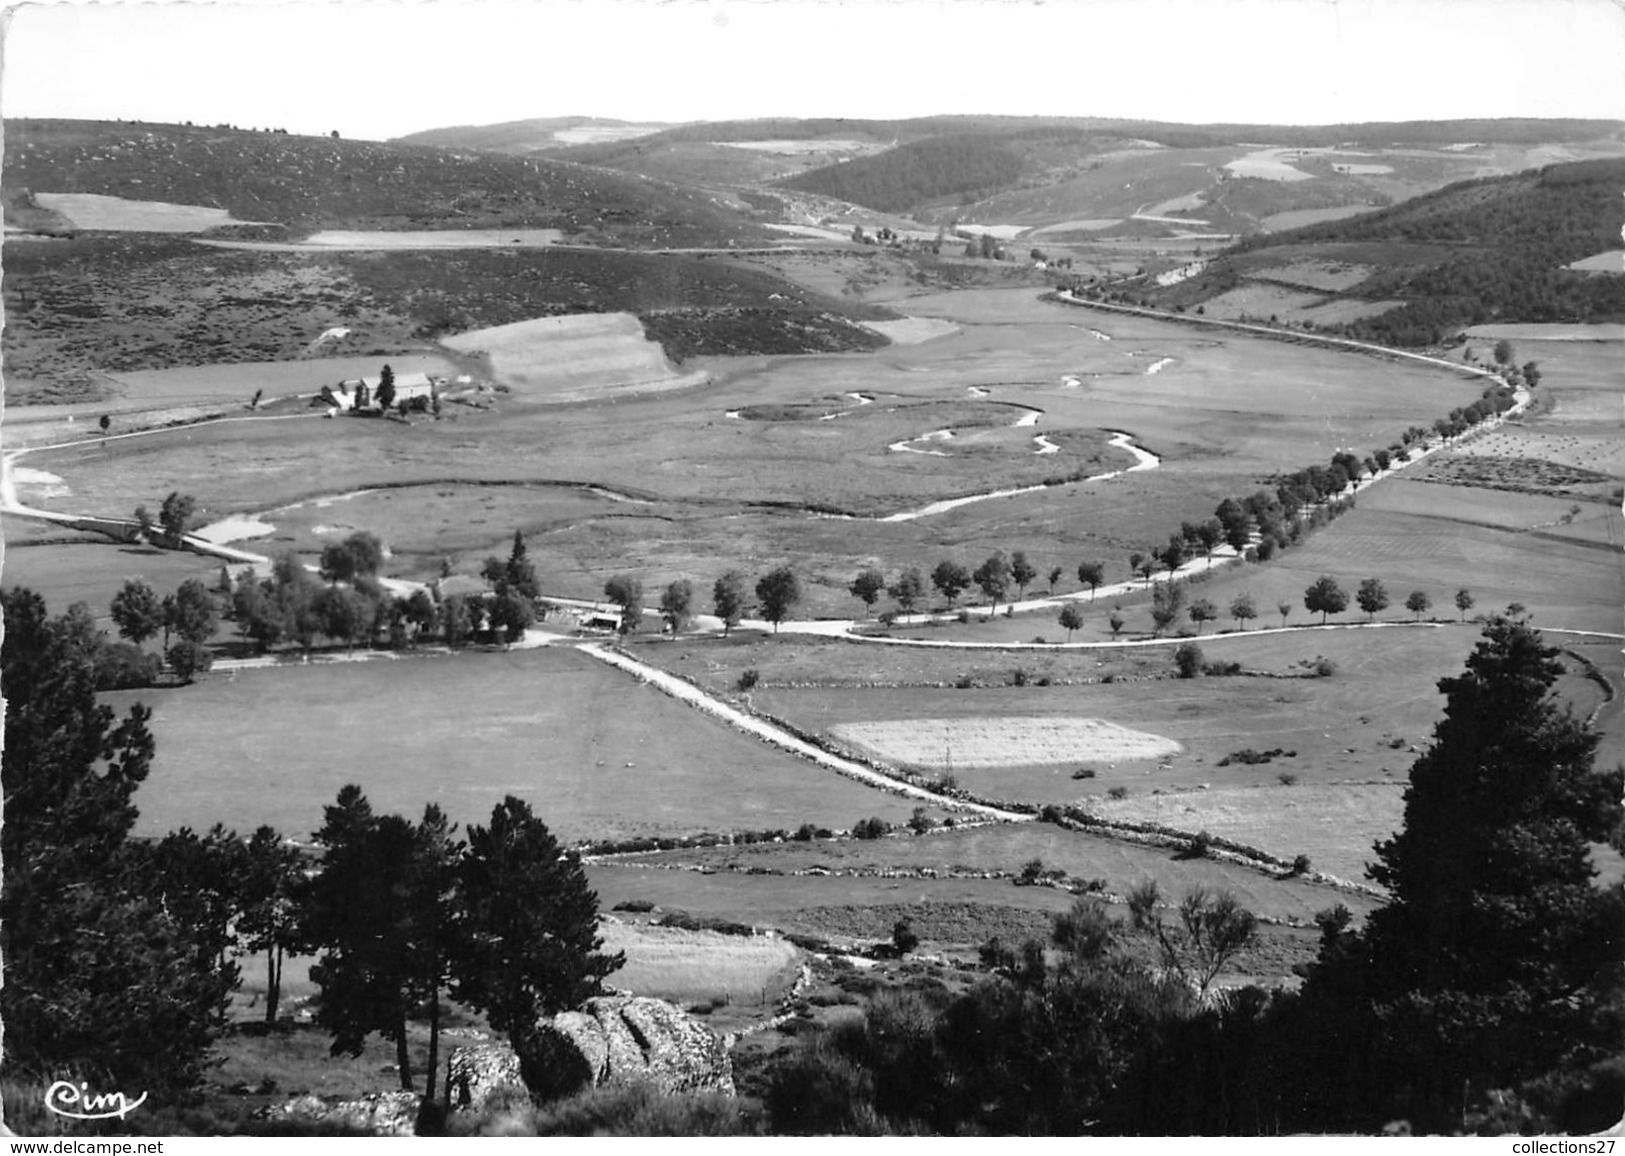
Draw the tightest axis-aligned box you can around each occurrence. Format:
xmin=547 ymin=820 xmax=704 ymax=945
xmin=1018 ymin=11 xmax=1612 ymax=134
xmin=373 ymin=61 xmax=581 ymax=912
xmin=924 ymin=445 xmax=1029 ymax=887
xmin=441 ymin=312 xmax=691 ymax=399
xmin=597 ymin=920 xmax=803 ymax=1018
xmin=32 ymin=191 xmax=264 ymax=232
xmin=104 ymin=646 xmax=935 ymax=843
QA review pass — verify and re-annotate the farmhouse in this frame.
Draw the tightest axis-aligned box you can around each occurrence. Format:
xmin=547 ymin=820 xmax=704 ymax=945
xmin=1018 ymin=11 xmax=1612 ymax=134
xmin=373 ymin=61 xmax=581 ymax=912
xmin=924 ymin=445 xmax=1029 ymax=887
xmin=315 ymin=372 xmax=438 ymax=414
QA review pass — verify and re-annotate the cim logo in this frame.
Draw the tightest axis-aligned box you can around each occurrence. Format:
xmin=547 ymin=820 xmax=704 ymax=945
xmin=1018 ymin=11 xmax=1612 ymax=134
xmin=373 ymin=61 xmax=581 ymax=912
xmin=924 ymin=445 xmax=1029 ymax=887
xmin=44 ymin=1080 xmax=148 ymax=1121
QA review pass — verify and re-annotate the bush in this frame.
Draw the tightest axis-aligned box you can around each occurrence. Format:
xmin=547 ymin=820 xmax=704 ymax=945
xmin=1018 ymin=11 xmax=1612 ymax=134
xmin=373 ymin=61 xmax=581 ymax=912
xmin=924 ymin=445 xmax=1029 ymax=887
xmin=852 ymin=816 xmax=892 ymax=840
xmin=93 ymin=641 xmax=164 ymax=689
xmin=1173 ymin=641 xmax=1205 ymax=678
xmin=1107 ymin=786 xmax=1130 ymax=800
xmin=1203 ymin=659 xmax=1242 ymax=676
xmin=892 ymin=919 xmax=920 ymax=956
xmin=793 ymin=823 xmax=820 ymax=842
xmin=1291 ymin=854 xmax=1312 ymax=876
xmin=1072 ymin=767 xmax=1097 ymax=780
xmin=1177 ymin=830 xmax=1214 ymax=860
xmin=613 ymin=899 xmax=657 ymax=913
xmin=954 ymin=673 xmax=974 ymax=689
xmin=907 ymin=807 xmax=936 ymax=835
xmin=1018 ymin=857 xmax=1045 ymax=884
xmin=737 ymin=669 xmax=761 ymax=691
xmin=1313 ymin=656 xmax=1338 ymax=678
xmin=1011 ymin=667 xmax=1029 ymax=687
xmin=1278 ymin=772 xmax=1299 ymax=786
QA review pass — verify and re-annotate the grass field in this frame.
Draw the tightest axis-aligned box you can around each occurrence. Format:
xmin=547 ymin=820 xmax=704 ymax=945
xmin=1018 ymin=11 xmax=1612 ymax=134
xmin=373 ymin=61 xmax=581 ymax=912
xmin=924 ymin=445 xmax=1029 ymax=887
xmin=103 ymin=646 xmax=936 ymax=844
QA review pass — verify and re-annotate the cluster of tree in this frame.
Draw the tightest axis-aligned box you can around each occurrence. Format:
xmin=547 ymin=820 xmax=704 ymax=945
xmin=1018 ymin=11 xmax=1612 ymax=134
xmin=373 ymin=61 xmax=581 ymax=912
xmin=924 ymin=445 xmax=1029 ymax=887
xmin=109 ymin=574 xmax=219 ymax=682
xmin=762 ymin=616 xmax=1625 ymax=1134
xmin=2 ymin=587 xmax=622 ymax=1120
xmin=133 ymin=490 xmax=197 ymax=548
xmin=610 ymin=566 xmax=803 ymax=638
xmin=779 ymin=133 xmax=1024 ymax=214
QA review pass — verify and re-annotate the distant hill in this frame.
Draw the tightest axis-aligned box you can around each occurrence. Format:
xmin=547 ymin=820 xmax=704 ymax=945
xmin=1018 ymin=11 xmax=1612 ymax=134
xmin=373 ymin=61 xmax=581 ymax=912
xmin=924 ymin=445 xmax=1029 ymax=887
xmin=1 ymin=119 xmax=771 ymax=248
xmin=1144 ymin=158 xmax=1625 ymax=344
xmin=393 ymin=117 xmax=676 ymax=154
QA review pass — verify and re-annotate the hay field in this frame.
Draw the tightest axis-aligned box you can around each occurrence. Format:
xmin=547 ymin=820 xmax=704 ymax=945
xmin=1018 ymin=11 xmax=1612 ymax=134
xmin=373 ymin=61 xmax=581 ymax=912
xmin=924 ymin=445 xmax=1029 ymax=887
xmin=830 ymin=717 xmax=1183 ymax=768
xmin=1087 ymin=782 xmax=1406 ymax=882
xmin=591 ymin=822 xmax=1382 ymax=929
xmin=104 ymin=646 xmax=930 ymax=843
xmin=33 ymin=192 xmax=263 ymax=232
xmin=751 ymin=627 xmax=1484 ymax=797
xmin=441 ymin=312 xmax=692 ymax=399
xmin=597 ymin=921 xmax=801 ymax=1010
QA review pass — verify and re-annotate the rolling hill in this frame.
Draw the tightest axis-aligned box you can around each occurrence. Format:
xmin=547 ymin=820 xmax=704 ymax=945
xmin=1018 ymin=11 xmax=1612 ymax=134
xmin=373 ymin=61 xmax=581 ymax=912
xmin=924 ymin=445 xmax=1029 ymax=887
xmin=2 ymin=119 xmax=773 ymax=248
xmin=1142 ymin=158 xmax=1625 ymax=344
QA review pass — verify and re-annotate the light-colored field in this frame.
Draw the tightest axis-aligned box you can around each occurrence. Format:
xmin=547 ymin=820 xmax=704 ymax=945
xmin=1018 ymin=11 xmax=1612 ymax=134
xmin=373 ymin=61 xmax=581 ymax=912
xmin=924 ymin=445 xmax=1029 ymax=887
xmin=598 ymin=921 xmax=801 ymax=1009
xmin=442 ymin=312 xmax=695 ymax=399
xmin=830 ymin=717 xmax=1183 ymax=768
xmin=194 ymin=229 xmax=563 ymax=252
xmin=717 ymin=139 xmax=872 ymax=153
xmin=105 ymin=646 xmax=932 ymax=843
xmin=285 ymin=229 xmax=563 ymax=249
xmin=1251 ymin=262 xmax=1375 ymax=292
xmin=1201 ymin=284 xmax=1328 ymax=319
xmin=1223 ymin=150 xmax=1315 ymax=182
xmin=1260 ymin=206 xmax=1373 ymax=231
xmin=551 ymin=124 xmax=667 ymax=145
xmin=1434 ymin=427 xmax=1625 ymax=476
xmin=861 ymin=316 xmax=960 ymax=345
xmin=954 ymin=224 xmax=1030 ymax=239
xmin=1088 ymin=782 xmax=1405 ymax=882
xmin=32 ymin=192 xmax=264 ymax=232
xmin=1566 ymin=250 xmax=1625 ymax=273
xmin=1464 ymin=323 xmax=1623 ymax=341
xmin=1027 ymin=218 xmax=1123 ymax=235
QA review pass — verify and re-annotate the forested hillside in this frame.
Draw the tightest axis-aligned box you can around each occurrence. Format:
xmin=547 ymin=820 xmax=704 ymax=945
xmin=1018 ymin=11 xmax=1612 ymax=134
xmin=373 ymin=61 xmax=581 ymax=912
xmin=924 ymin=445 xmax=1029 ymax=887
xmin=2 ymin=120 xmax=771 ymax=247
xmin=777 ymin=135 xmax=1026 ymax=213
xmin=1156 ymin=159 xmax=1625 ymax=344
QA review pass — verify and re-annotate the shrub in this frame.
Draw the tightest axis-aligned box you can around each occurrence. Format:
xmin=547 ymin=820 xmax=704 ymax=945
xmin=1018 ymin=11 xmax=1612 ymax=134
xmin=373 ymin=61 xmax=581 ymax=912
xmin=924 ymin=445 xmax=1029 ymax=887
xmin=1203 ymin=659 xmax=1242 ymax=676
xmin=906 ymin=807 xmax=936 ymax=835
xmin=792 ymin=823 xmax=819 ymax=842
xmin=1072 ymin=767 xmax=1097 ymax=780
xmin=1278 ymin=772 xmax=1299 ymax=786
xmin=613 ymin=899 xmax=657 ymax=913
xmin=954 ymin=673 xmax=974 ymax=689
xmin=1107 ymin=786 xmax=1130 ymax=800
xmin=737 ymin=669 xmax=761 ymax=691
xmin=852 ymin=816 xmax=892 ymax=840
xmin=957 ymin=609 xmax=971 ymax=625
xmin=1313 ymin=656 xmax=1338 ymax=678
xmin=1011 ymin=667 xmax=1029 ymax=687
xmin=1173 ymin=641 xmax=1205 ymax=679
xmin=1177 ymin=830 xmax=1214 ymax=860
xmin=1291 ymin=854 xmax=1313 ymax=876
xmin=1018 ymin=857 xmax=1045 ymax=884
xmin=892 ymin=919 xmax=920 ymax=956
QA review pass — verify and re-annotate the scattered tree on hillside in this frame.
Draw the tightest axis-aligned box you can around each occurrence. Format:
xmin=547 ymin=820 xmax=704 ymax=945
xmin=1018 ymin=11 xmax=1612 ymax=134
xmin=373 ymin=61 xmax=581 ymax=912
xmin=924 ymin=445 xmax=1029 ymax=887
xmin=1493 ymin=339 xmax=1515 ymax=366
xmin=1127 ymin=882 xmax=1257 ymax=997
xmin=1304 ymin=576 xmax=1349 ymax=624
xmin=1229 ymin=592 xmax=1258 ymax=631
xmin=1173 ymin=641 xmax=1205 ymax=679
xmin=167 ymin=578 xmax=219 ymax=646
xmin=1108 ymin=608 xmax=1125 ymax=638
xmin=1159 ymin=537 xmax=1186 ymax=578
xmin=320 ymin=533 xmax=386 ymax=586
xmin=306 ymin=789 xmax=461 ymax=1094
xmin=932 ymin=560 xmax=972 ymax=608
xmin=376 ymin=364 xmax=397 ymax=412
xmin=111 ymin=578 xmax=164 ymax=648
xmin=166 ymin=639 xmax=214 ymax=683
xmin=849 ymin=568 xmax=886 ymax=617
xmin=1128 ymin=553 xmax=1145 ymax=585
xmin=1278 ymin=601 xmax=1293 ymax=628
xmin=1406 ymin=590 xmax=1432 ymax=621
xmin=2 ymin=588 xmax=233 ymax=1094
xmin=450 ymin=796 xmax=623 ymax=1099
xmin=756 ymin=566 xmax=802 ymax=633
xmin=489 ymin=589 xmax=535 ymax=645
xmin=1077 ymin=561 xmax=1104 ymax=601
xmin=1048 ymin=565 xmax=1064 ymax=594
xmin=604 ymin=574 xmax=644 ymax=635
xmin=1356 ymin=577 xmax=1390 ymax=622
xmin=889 ymin=567 xmax=926 ymax=617
xmin=1455 ymin=588 xmax=1476 ymax=620
xmin=713 ymin=570 xmax=748 ymax=636
xmin=1188 ymin=599 xmax=1218 ymax=633
xmin=159 ymin=491 xmax=197 ymax=548
xmin=236 ymin=826 xmax=305 ymax=1026
xmin=1150 ymin=580 xmax=1185 ymax=636
xmin=1058 ymin=603 xmax=1084 ymax=641
xmin=1010 ymin=551 xmax=1038 ymax=600
xmin=659 ymin=578 xmax=694 ymax=634
xmin=973 ymin=552 xmax=1013 ymax=615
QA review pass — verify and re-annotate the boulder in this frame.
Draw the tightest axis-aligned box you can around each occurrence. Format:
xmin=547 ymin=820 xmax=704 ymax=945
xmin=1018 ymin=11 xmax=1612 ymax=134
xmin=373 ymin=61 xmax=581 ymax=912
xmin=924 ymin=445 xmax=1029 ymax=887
xmin=450 ymin=995 xmax=735 ymax=1109
xmin=540 ymin=994 xmax=735 ymax=1098
xmin=264 ymin=1091 xmax=421 ymax=1135
xmin=446 ymin=1042 xmax=526 ymax=1112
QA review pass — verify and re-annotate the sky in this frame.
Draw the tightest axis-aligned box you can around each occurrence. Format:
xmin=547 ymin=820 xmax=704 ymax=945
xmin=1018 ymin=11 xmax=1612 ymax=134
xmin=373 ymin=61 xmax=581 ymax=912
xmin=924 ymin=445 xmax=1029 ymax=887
xmin=2 ymin=0 xmax=1623 ymax=141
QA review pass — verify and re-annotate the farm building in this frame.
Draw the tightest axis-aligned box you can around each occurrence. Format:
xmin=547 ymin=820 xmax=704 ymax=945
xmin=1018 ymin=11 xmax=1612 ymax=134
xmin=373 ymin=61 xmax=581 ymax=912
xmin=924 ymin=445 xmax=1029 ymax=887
xmin=315 ymin=371 xmax=438 ymax=413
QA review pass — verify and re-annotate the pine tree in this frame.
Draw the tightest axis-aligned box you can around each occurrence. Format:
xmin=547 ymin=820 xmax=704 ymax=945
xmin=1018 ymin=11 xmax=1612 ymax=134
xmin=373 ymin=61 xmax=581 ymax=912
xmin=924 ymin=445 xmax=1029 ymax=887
xmin=1308 ymin=617 xmax=1625 ymax=1131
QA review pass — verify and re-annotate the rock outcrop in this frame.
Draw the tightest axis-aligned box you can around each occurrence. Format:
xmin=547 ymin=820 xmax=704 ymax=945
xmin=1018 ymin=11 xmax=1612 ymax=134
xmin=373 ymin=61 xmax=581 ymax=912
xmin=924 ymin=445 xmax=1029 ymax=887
xmin=449 ymin=995 xmax=735 ymax=1110
xmin=263 ymin=1091 xmax=421 ymax=1135
xmin=446 ymin=1042 xmax=526 ymax=1112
